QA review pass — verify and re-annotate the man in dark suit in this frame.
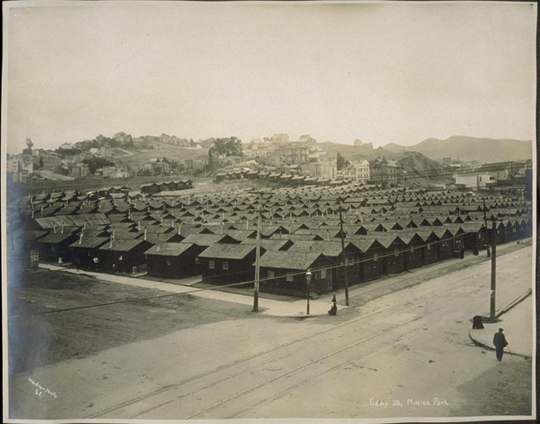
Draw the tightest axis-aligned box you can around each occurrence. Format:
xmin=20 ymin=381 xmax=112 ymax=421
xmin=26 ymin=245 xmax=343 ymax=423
xmin=493 ymin=328 xmax=508 ymax=361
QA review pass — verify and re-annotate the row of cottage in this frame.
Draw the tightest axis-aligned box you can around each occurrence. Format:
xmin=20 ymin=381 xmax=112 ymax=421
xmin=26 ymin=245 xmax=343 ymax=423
xmin=11 ymin=183 xmax=531 ymax=297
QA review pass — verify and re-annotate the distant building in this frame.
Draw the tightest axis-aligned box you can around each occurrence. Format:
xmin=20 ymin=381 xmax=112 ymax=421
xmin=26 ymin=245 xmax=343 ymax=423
xmin=337 ymin=160 xmax=370 ymax=183
xmin=477 ymin=162 xmax=516 ymax=181
xmin=276 ymin=143 xmax=309 ymax=165
xmin=353 ymin=139 xmax=363 ymax=147
xmin=41 ymin=152 xmax=63 ymax=170
xmin=369 ymin=156 xmax=403 ymax=186
xmin=454 ymin=172 xmax=496 ymax=190
xmin=69 ymin=163 xmax=90 ymax=178
xmin=97 ymin=166 xmax=130 ymax=178
xmin=268 ymin=133 xmax=290 ymax=144
xmin=185 ymin=159 xmax=206 ymax=171
xmin=97 ymin=146 xmax=114 ymax=158
xmin=301 ymin=160 xmax=337 ymax=180
xmin=149 ymin=157 xmax=170 ymax=174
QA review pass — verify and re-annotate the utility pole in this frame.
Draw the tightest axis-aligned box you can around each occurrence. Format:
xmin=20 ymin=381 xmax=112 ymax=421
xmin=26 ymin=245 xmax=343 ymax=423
xmin=253 ymin=202 xmax=262 ymax=312
xmin=490 ymin=219 xmax=497 ymax=322
xmin=483 ymin=198 xmax=487 ymax=229
xmin=339 ymin=204 xmax=350 ymax=306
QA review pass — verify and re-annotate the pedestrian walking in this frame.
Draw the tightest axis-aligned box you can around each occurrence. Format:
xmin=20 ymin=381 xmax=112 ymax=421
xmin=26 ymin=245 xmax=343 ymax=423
xmin=328 ymin=294 xmax=337 ymax=316
xmin=493 ymin=328 xmax=508 ymax=361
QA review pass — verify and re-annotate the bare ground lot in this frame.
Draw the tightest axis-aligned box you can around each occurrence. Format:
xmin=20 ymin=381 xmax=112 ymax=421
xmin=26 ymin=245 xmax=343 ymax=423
xmin=7 ymin=269 xmax=251 ymax=377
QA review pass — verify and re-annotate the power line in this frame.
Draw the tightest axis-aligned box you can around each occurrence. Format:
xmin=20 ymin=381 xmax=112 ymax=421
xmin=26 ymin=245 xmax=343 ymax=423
xmin=10 ymin=229 xmax=511 ymax=318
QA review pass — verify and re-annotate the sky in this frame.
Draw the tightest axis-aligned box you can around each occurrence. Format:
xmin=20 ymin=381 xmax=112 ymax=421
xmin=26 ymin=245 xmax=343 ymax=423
xmin=3 ymin=1 xmax=537 ymax=154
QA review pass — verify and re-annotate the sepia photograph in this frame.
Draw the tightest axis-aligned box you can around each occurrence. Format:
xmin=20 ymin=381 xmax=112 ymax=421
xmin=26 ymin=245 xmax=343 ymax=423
xmin=2 ymin=1 xmax=537 ymax=423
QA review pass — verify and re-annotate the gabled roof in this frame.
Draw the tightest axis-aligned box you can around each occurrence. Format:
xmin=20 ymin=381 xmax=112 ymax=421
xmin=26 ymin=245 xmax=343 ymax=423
xmin=70 ymin=236 xmax=109 ymax=249
xmin=99 ymin=239 xmax=149 ymax=252
xmin=258 ymin=251 xmax=327 ymax=270
xmin=145 ymin=242 xmax=197 ymax=256
xmin=180 ymin=233 xmax=238 ymax=246
xmin=198 ymin=244 xmax=256 ymax=260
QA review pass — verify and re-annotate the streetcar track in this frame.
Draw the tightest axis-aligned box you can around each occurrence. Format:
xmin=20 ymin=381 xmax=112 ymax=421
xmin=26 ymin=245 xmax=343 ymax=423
xmin=185 ymin=288 xmax=486 ymax=420
xmin=230 ymin=293 xmax=489 ymax=419
xmin=92 ymin=280 xmax=476 ymax=419
xmin=90 ymin=249 xmax=529 ymax=419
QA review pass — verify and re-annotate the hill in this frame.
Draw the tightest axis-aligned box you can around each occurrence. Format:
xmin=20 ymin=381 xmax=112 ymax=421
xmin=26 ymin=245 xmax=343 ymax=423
xmin=383 ymin=136 xmax=532 ymax=163
xmin=398 ymin=152 xmax=447 ymax=186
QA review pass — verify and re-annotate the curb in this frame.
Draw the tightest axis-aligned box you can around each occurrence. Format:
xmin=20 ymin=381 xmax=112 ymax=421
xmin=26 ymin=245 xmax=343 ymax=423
xmin=469 ymin=330 xmax=531 ymax=358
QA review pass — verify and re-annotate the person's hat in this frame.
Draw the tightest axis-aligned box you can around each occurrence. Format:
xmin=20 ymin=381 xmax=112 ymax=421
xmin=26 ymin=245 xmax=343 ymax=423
xmin=499 ymin=328 xmax=504 ymax=331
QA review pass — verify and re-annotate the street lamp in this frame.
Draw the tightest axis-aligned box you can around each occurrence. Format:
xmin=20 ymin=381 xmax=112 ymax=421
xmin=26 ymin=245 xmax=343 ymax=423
xmin=306 ymin=268 xmax=312 ymax=315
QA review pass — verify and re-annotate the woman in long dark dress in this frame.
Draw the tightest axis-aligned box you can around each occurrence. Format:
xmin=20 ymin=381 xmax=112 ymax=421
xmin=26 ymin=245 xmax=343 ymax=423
xmin=328 ymin=295 xmax=337 ymax=316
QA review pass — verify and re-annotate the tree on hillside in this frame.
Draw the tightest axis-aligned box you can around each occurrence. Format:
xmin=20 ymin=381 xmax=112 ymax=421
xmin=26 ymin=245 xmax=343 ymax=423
xmin=337 ymin=152 xmax=350 ymax=170
xmin=208 ymin=137 xmax=243 ymax=169
xmin=82 ymin=157 xmax=116 ymax=175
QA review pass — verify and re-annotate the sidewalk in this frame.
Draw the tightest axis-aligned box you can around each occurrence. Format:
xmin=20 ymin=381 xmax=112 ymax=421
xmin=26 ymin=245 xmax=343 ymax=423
xmin=38 ymin=240 xmax=531 ymax=319
xmin=38 ymin=264 xmax=334 ymax=318
xmin=469 ymin=294 xmax=533 ymax=358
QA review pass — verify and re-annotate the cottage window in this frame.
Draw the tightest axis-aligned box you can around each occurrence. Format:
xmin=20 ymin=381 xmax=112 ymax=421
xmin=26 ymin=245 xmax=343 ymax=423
xmin=410 ymin=246 xmax=415 ymax=253
xmin=286 ymin=273 xmax=293 ymax=282
xmin=373 ymin=253 xmax=378 ymax=261
xmin=222 ymin=261 xmax=229 ymax=270
xmin=209 ymin=260 xmax=215 ymax=269
xmin=268 ymin=270 xmax=275 ymax=279
xmin=320 ymin=269 xmax=327 ymax=279
xmin=166 ymin=258 xmax=172 ymax=267
xmin=426 ymin=244 xmax=431 ymax=251
xmin=394 ymin=249 xmax=399 ymax=257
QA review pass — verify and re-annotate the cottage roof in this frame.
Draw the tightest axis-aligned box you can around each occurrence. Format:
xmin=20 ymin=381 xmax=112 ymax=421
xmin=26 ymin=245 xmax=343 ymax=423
xmin=198 ymin=244 xmax=256 ymax=260
xmin=181 ymin=233 xmax=237 ymax=246
xmin=258 ymin=251 xmax=326 ymax=270
xmin=145 ymin=242 xmax=196 ymax=256
xmin=287 ymin=240 xmax=357 ymax=257
xmin=99 ymin=239 xmax=149 ymax=252
xmin=70 ymin=236 xmax=109 ymax=249
xmin=39 ymin=232 xmax=77 ymax=244
xmin=240 ymin=239 xmax=291 ymax=251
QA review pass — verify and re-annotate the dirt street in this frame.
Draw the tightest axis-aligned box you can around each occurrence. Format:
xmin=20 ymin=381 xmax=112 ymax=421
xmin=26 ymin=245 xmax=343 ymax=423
xmin=8 ymin=245 xmax=534 ymax=420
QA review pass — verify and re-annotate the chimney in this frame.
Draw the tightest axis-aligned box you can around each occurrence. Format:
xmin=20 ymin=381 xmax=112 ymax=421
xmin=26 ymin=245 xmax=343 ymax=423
xmin=31 ymin=209 xmax=35 ymax=218
xmin=109 ymin=236 xmax=113 ymax=248
xmin=61 ymin=223 xmax=65 ymax=233
xmin=144 ymin=228 xmax=147 ymax=241
xmin=156 ymin=233 xmax=160 ymax=250
xmin=327 ymin=229 xmax=330 ymax=240
xmin=79 ymin=231 xmax=83 ymax=245
xmin=53 ymin=224 xmax=57 ymax=233
xmin=178 ymin=222 xmax=182 ymax=235
xmin=112 ymin=226 xmax=116 ymax=240
xmin=138 ymin=221 xmax=141 ymax=231
xmin=220 ymin=222 xmax=223 ymax=235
